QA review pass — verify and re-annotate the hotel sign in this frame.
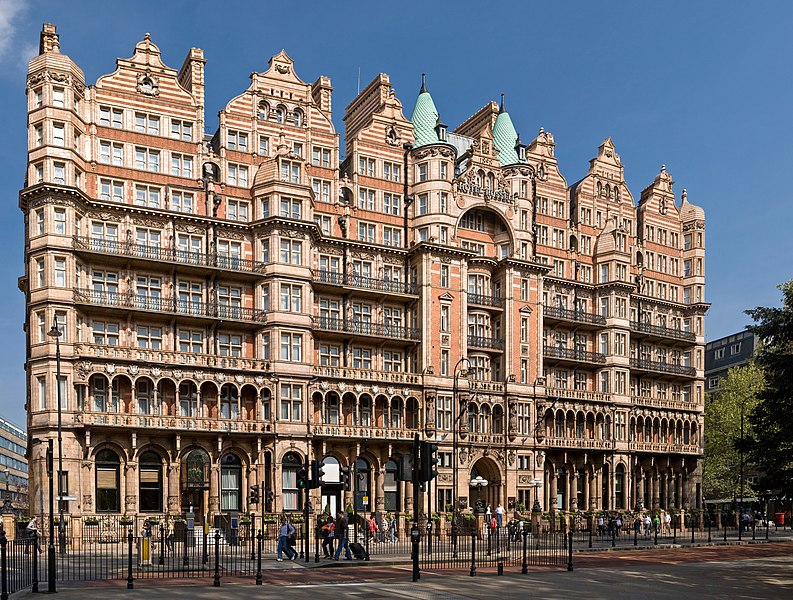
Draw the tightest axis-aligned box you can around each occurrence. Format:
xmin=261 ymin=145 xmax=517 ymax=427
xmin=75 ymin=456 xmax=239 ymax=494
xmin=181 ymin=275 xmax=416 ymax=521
xmin=457 ymin=182 xmax=516 ymax=203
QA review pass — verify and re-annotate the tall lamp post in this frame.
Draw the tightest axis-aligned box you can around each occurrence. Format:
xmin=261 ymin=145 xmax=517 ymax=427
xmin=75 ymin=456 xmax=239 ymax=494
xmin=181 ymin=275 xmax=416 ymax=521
xmin=47 ymin=324 xmax=67 ymax=554
xmin=738 ymin=395 xmax=745 ymax=541
xmin=1 ymin=469 xmax=11 ymax=514
xmin=471 ymin=476 xmax=488 ymax=513
xmin=451 ymin=357 xmax=470 ymax=558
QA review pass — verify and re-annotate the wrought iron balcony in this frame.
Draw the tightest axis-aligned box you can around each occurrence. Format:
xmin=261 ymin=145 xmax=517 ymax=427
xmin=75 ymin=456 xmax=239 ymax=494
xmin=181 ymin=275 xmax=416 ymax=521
xmin=467 ymin=292 xmax=505 ymax=308
xmin=74 ymin=236 xmax=266 ymax=273
xmin=629 ymin=357 xmax=697 ymax=377
xmin=542 ymin=345 xmax=607 ymax=364
xmin=311 ymin=269 xmax=418 ymax=295
xmin=74 ymin=289 xmax=267 ymax=323
xmin=313 ymin=316 xmax=420 ymax=341
xmin=629 ymin=320 xmax=696 ymax=342
xmin=467 ymin=335 xmax=505 ymax=350
xmin=543 ymin=305 xmax=607 ymax=326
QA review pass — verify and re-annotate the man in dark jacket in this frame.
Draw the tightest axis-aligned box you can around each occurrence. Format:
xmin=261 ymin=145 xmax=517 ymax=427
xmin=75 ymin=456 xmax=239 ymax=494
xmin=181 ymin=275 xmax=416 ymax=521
xmin=333 ymin=512 xmax=352 ymax=560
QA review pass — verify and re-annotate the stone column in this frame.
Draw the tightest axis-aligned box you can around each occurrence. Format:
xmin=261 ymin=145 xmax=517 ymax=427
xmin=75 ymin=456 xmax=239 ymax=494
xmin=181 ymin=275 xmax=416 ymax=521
xmin=167 ymin=463 xmax=180 ymax=514
xmin=209 ymin=462 xmax=220 ymax=516
xmin=652 ymin=472 xmax=660 ymax=509
xmin=569 ymin=468 xmax=578 ymax=511
xmin=125 ymin=462 xmax=138 ymax=514
xmin=375 ymin=466 xmax=385 ymax=511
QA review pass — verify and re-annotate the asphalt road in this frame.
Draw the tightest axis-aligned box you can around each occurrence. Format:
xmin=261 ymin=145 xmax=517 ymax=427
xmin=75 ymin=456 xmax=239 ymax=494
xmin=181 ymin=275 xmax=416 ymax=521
xmin=14 ymin=543 xmax=793 ymax=599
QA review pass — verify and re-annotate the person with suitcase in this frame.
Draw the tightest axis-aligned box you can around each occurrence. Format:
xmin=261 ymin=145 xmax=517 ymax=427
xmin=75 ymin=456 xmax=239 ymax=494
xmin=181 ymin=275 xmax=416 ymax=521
xmin=333 ymin=512 xmax=352 ymax=560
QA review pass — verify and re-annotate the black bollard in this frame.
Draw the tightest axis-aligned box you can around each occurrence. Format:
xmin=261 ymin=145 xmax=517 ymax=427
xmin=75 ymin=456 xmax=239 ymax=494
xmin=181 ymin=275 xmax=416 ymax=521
xmin=673 ymin=513 xmax=677 ymax=544
xmin=521 ymin=528 xmax=528 ymax=574
xmin=213 ymin=530 xmax=221 ymax=587
xmin=567 ymin=528 xmax=574 ymax=572
xmin=183 ymin=524 xmax=189 ymax=567
xmin=611 ymin=525 xmax=615 ymax=548
xmin=159 ymin=525 xmax=165 ymax=566
xmin=202 ymin=520 xmax=208 ymax=566
xmin=251 ymin=517 xmax=257 ymax=561
xmin=32 ymin=532 xmax=39 ymax=594
xmin=633 ymin=523 xmax=637 ymax=547
xmin=590 ymin=518 xmax=594 ymax=549
xmin=127 ymin=530 xmax=134 ymax=589
xmin=692 ymin=516 xmax=696 ymax=544
xmin=497 ymin=556 xmax=503 ymax=576
xmin=470 ymin=531 xmax=476 ymax=577
xmin=255 ymin=530 xmax=263 ymax=586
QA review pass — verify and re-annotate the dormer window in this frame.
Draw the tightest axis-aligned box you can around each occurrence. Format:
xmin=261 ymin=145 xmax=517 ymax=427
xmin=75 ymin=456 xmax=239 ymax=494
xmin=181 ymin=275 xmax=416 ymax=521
xmin=435 ymin=120 xmax=447 ymax=142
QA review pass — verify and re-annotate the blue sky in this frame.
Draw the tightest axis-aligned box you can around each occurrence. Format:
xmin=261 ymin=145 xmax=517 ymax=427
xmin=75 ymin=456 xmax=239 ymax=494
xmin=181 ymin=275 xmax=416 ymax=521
xmin=0 ymin=1 xmax=791 ymax=426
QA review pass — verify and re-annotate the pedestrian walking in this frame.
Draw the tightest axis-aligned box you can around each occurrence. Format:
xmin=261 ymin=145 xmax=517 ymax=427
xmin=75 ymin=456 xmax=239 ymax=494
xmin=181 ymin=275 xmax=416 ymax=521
xmin=496 ymin=503 xmax=505 ymax=528
xmin=166 ymin=522 xmax=175 ymax=552
xmin=333 ymin=512 xmax=352 ymax=560
xmin=367 ymin=514 xmax=379 ymax=542
xmin=597 ymin=515 xmax=605 ymax=537
xmin=652 ymin=513 xmax=661 ymax=534
xmin=643 ymin=515 xmax=652 ymax=536
xmin=387 ymin=513 xmax=397 ymax=543
xmin=663 ymin=512 xmax=671 ymax=535
xmin=25 ymin=517 xmax=41 ymax=554
xmin=276 ymin=517 xmax=297 ymax=561
xmin=320 ymin=515 xmax=335 ymax=558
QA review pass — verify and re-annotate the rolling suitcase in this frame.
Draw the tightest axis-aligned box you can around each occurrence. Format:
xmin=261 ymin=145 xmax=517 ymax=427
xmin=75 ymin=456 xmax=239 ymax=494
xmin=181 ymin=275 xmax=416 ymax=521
xmin=349 ymin=542 xmax=368 ymax=560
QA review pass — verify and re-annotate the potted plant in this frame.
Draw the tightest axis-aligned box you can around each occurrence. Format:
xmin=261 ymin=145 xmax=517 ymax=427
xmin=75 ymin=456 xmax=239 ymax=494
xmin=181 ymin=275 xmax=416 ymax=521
xmin=291 ymin=514 xmax=305 ymax=524
xmin=262 ymin=515 xmax=276 ymax=524
xmin=83 ymin=517 xmax=99 ymax=526
xmin=119 ymin=516 xmax=134 ymax=526
xmin=239 ymin=516 xmax=252 ymax=525
xmin=445 ymin=503 xmax=455 ymax=513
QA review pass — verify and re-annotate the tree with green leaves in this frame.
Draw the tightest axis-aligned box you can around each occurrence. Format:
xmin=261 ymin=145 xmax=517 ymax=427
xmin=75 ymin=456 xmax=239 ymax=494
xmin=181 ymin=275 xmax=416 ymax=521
xmin=745 ymin=280 xmax=793 ymax=497
xmin=703 ymin=363 xmax=764 ymax=500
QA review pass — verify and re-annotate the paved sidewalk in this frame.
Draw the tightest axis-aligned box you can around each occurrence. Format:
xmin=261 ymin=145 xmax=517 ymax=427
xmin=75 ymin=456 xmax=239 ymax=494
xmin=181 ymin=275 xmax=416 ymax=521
xmin=13 ymin=542 xmax=793 ymax=599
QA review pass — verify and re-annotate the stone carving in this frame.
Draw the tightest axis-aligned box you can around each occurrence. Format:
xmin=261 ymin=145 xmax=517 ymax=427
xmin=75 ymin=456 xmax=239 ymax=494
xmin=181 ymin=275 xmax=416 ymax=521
xmin=105 ymin=364 xmax=116 ymax=374
xmin=255 ymin=376 xmax=265 ymax=386
xmin=402 ymin=388 xmax=410 ymax=397
xmin=507 ymin=450 xmax=516 ymax=466
xmin=129 ymin=365 xmax=139 ymax=376
xmin=173 ymin=369 xmax=183 ymax=380
xmin=535 ymin=451 xmax=545 ymax=467
xmin=136 ymin=72 xmax=160 ymax=96
xmin=76 ymin=361 xmax=92 ymax=379
xmin=338 ymin=382 xmax=347 ymax=393
xmin=275 ymin=64 xmax=291 ymax=74
xmin=320 ymin=381 xmax=329 ymax=391
xmin=215 ymin=372 xmax=226 ymax=382
xmin=235 ymin=375 xmax=245 ymax=383
xmin=386 ymin=386 xmax=395 ymax=396
xmin=194 ymin=371 xmax=205 ymax=381
xmin=371 ymin=385 xmax=380 ymax=395
xmin=151 ymin=367 xmax=162 ymax=378
xmin=354 ymin=384 xmax=363 ymax=393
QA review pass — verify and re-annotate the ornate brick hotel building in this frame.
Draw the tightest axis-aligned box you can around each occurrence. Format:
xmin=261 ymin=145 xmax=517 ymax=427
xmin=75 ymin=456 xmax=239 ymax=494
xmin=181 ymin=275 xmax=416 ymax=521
xmin=22 ymin=24 xmax=707 ymax=524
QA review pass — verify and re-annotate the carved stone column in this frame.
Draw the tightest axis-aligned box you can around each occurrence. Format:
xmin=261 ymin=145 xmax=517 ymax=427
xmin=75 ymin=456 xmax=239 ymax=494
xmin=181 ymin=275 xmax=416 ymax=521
xmin=167 ymin=463 xmax=180 ymax=514
xmin=209 ymin=462 xmax=220 ymax=515
xmin=124 ymin=462 xmax=138 ymax=513
xmin=375 ymin=466 xmax=385 ymax=511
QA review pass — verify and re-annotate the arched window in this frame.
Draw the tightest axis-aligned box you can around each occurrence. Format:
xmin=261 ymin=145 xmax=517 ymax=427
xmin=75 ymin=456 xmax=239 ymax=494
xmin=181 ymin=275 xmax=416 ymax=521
xmin=601 ymin=463 xmax=610 ymax=510
xmin=555 ymin=411 xmax=564 ymax=437
xmin=355 ymin=458 xmax=370 ymax=512
xmin=615 ymin=464 xmax=625 ymax=509
xmin=320 ymin=456 xmax=340 ymax=483
xmin=406 ymin=397 xmax=418 ymax=429
xmin=274 ymin=106 xmax=285 ymax=124
xmin=183 ymin=448 xmax=210 ymax=489
xmin=282 ymin=452 xmax=302 ymax=511
xmin=325 ymin=393 xmax=340 ymax=425
xmin=384 ymin=459 xmax=399 ymax=511
xmin=257 ymin=100 xmax=269 ymax=120
xmin=220 ymin=454 xmax=242 ymax=511
xmin=179 ymin=382 xmax=197 ymax=417
xmin=292 ymin=109 xmax=303 ymax=127
xmin=220 ymin=384 xmax=238 ymax=419
xmin=479 ymin=404 xmax=491 ymax=434
xmin=576 ymin=413 xmax=585 ymax=438
xmin=390 ymin=398 xmax=402 ymax=429
xmin=492 ymin=405 xmax=504 ymax=435
xmin=136 ymin=379 xmax=153 ymax=414
xmin=359 ymin=396 xmax=372 ymax=426
xmin=96 ymin=449 xmax=120 ymax=513
xmin=467 ymin=403 xmax=478 ymax=433
xmin=139 ymin=451 xmax=162 ymax=512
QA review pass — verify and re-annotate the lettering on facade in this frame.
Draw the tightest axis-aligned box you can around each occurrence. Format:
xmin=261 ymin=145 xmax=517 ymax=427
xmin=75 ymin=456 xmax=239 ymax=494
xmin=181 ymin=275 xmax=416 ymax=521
xmin=457 ymin=182 xmax=517 ymax=203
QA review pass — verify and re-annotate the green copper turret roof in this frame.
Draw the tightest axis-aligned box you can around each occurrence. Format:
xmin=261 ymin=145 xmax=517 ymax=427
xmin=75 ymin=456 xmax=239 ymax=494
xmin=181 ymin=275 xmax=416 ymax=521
xmin=492 ymin=94 xmax=524 ymax=166
xmin=410 ymin=74 xmax=441 ymax=148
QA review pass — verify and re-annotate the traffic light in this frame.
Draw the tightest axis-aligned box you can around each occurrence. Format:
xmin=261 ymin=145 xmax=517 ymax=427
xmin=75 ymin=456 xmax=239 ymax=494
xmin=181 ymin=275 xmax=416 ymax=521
xmin=265 ymin=489 xmax=274 ymax=504
xmin=419 ymin=441 xmax=439 ymax=482
xmin=310 ymin=459 xmax=326 ymax=489
xmin=340 ymin=466 xmax=351 ymax=491
xmin=297 ymin=467 xmax=308 ymax=490
xmin=249 ymin=484 xmax=259 ymax=504
xmin=397 ymin=454 xmax=413 ymax=482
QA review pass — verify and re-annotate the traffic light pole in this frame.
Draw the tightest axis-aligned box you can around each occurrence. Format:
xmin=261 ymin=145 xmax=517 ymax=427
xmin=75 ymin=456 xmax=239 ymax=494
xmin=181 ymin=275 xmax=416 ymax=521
xmin=303 ymin=454 xmax=310 ymax=561
xmin=411 ymin=433 xmax=420 ymax=582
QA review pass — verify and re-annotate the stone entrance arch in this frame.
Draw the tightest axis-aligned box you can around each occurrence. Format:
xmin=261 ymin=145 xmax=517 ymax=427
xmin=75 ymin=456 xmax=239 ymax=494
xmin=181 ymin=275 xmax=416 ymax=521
xmin=469 ymin=457 xmax=502 ymax=511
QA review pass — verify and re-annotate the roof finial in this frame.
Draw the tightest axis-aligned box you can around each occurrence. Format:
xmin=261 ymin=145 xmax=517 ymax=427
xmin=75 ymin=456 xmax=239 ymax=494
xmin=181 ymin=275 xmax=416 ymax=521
xmin=661 ymin=164 xmax=667 ymax=173
xmin=682 ymin=188 xmax=687 ymax=201
xmin=499 ymin=93 xmax=506 ymax=113
xmin=420 ymin=73 xmax=427 ymax=94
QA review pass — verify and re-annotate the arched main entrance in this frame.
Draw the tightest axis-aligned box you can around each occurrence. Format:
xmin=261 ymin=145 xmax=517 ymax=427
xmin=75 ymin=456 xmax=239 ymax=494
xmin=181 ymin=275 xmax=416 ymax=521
xmin=469 ymin=457 xmax=502 ymax=511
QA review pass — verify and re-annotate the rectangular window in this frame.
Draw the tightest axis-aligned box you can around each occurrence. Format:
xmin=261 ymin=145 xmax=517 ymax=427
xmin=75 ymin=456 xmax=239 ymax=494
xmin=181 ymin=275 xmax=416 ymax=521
xmin=357 ymin=222 xmax=376 ymax=243
xmin=53 ymin=162 xmax=65 ymax=184
xmin=318 ymin=343 xmax=340 ymax=367
xmin=280 ymin=160 xmax=300 ymax=184
xmin=134 ymin=147 xmax=160 ymax=172
xmin=352 ymin=347 xmax=372 ymax=369
xmin=54 ymin=257 xmax=66 ymax=287
xmin=417 ymin=163 xmax=428 ymax=182
xmin=99 ymin=179 xmax=124 ymax=202
xmin=53 ymin=208 xmax=66 ymax=234
xmin=93 ymin=321 xmax=120 ymax=346
xmin=170 ymin=119 xmax=193 ymax=141
xmin=52 ymin=122 xmax=65 ymax=146
xmin=136 ymin=325 xmax=162 ymax=349
xmin=280 ymin=332 xmax=303 ymax=362
xmin=227 ymin=164 xmax=249 ymax=187
xmin=227 ymin=130 xmax=248 ymax=151
xmin=170 ymin=191 xmax=194 ymax=213
xmin=134 ymin=112 xmax=160 ymax=135
xmin=279 ymin=196 xmax=302 ymax=219
xmin=218 ymin=333 xmax=242 ymax=357
xmin=417 ymin=194 xmax=428 ymax=215
xmin=134 ymin=185 xmax=161 ymax=208
xmin=171 ymin=153 xmax=193 ymax=178
xmin=226 ymin=200 xmax=250 ymax=222
xmin=383 ymin=193 xmax=401 ymax=215
xmin=383 ymin=226 xmax=401 ymax=247
xmin=178 ymin=329 xmax=203 ymax=353
xmin=280 ymin=383 xmax=303 ymax=422
xmin=440 ymin=264 xmax=450 ymax=288
xmin=440 ymin=350 xmax=449 ymax=376
xmin=280 ymin=283 xmax=302 ymax=313
xmin=279 ymin=239 xmax=302 ymax=265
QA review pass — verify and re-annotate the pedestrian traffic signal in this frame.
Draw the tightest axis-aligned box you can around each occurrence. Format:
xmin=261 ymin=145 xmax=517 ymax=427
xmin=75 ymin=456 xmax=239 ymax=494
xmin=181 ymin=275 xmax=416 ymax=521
xmin=419 ymin=441 xmax=438 ymax=482
xmin=310 ymin=459 xmax=325 ymax=489
xmin=249 ymin=484 xmax=260 ymax=504
xmin=340 ymin=466 xmax=351 ymax=491
xmin=297 ymin=467 xmax=308 ymax=489
xmin=397 ymin=454 xmax=413 ymax=482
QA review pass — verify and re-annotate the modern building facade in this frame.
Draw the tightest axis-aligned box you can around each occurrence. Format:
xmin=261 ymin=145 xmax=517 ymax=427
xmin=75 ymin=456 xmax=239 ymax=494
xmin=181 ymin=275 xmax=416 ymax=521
xmin=0 ymin=417 xmax=29 ymax=512
xmin=21 ymin=24 xmax=708 ymax=525
xmin=704 ymin=330 xmax=757 ymax=394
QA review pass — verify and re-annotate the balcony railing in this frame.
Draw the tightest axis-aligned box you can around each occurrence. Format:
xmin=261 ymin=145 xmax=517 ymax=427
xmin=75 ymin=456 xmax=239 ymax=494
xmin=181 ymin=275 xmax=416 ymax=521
xmin=630 ymin=320 xmax=696 ymax=342
xmin=544 ymin=305 xmax=607 ymax=326
xmin=630 ymin=358 xmax=696 ymax=377
xmin=311 ymin=365 xmax=421 ymax=384
xmin=629 ymin=395 xmax=698 ymax=410
xmin=74 ymin=236 xmax=266 ymax=273
xmin=543 ymin=345 xmax=607 ymax=364
xmin=75 ymin=343 xmax=268 ymax=371
xmin=467 ymin=335 xmax=505 ymax=350
xmin=313 ymin=316 xmax=420 ymax=340
xmin=544 ymin=387 xmax=611 ymax=404
xmin=629 ymin=441 xmax=700 ymax=454
xmin=78 ymin=412 xmax=272 ymax=433
xmin=467 ymin=292 xmax=505 ymax=308
xmin=310 ymin=423 xmax=417 ymax=441
xmin=311 ymin=269 xmax=418 ymax=295
xmin=74 ymin=289 xmax=267 ymax=323
xmin=542 ymin=437 xmax=614 ymax=450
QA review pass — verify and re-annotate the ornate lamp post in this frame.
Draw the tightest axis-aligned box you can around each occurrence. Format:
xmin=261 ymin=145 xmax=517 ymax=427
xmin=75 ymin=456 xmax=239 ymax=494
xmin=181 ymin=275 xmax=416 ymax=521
xmin=451 ymin=357 xmax=470 ymax=558
xmin=47 ymin=324 xmax=67 ymax=554
xmin=529 ymin=478 xmax=543 ymax=513
xmin=470 ymin=476 xmax=488 ymax=513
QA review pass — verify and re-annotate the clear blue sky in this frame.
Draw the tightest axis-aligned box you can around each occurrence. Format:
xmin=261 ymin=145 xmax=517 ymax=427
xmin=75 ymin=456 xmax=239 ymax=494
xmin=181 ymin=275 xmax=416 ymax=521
xmin=1 ymin=1 xmax=791 ymax=427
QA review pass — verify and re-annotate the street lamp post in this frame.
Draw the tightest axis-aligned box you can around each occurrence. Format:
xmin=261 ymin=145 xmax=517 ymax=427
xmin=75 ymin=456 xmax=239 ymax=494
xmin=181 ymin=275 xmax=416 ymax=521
xmin=738 ymin=396 xmax=745 ymax=541
xmin=451 ymin=357 xmax=470 ymax=558
xmin=47 ymin=324 xmax=67 ymax=554
xmin=470 ymin=476 xmax=488 ymax=513
xmin=1 ymin=469 xmax=11 ymax=514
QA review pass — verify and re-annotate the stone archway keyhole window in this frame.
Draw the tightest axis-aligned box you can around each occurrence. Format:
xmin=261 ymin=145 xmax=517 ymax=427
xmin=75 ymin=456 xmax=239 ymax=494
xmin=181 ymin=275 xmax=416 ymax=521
xmin=282 ymin=452 xmax=302 ymax=511
xmin=96 ymin=449 xmax=121 ymax=513
xmin=139 ymin=451 xmax=163 ymax=512
xmin=182 ymin=448 xmax=210 ymax=490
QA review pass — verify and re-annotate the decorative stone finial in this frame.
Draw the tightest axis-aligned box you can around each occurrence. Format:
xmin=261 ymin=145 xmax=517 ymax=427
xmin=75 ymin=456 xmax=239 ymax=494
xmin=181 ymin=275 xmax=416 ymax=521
xmin=420 ymin=73 xmax=427 ymax=94
xmin=499 ymin=93 xmax=506 ymax=113
xmin=682 ymin=189 xmax=687 ymax=201
xmin=661 ymin=164 xmax=666 ymax=173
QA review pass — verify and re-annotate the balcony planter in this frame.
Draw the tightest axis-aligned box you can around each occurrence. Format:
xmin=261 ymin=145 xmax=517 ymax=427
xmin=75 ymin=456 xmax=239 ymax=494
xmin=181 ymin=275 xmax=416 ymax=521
xmin=119 ymin=517 xmax=134 ymax=526
xmin=83 ymin=517 xmax=99 ymax=526
xmin=262 ymin=515 xmax=277 ymax=524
